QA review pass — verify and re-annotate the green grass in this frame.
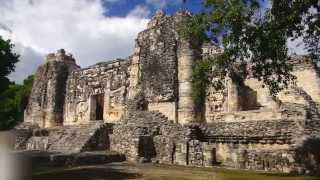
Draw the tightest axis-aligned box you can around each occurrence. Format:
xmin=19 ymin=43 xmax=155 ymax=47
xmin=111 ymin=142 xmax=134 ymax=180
xmin=31 ymin=162 xmax=320 ymax=180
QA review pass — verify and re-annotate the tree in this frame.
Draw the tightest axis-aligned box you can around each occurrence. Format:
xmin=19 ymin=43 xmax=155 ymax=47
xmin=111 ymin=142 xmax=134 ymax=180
xmin=0 ymin=36 xmax=19 ymax=95
xmin=0 ymin=75 xmax=34 ymax=130
xmin=271 ymin=0 xmax=319 ymax=62
xmin=182 ymin=0 xmax=319 ymax=96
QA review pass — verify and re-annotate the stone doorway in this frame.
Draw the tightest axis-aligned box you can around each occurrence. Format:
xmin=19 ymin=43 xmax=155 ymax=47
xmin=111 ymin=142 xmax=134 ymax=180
xmin=211 ymin=148 xmax=216 ymax=165
xmin=90 ymin=94 xmax=104 ymax=120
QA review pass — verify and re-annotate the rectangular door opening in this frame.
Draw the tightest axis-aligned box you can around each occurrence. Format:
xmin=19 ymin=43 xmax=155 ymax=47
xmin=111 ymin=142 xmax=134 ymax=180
xmin=90 ymin=93 xmax=104 ymax=120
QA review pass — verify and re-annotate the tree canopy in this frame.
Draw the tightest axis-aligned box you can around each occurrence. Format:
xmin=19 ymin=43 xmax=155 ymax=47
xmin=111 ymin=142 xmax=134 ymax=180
xmin=0 ymin=36 xmax=34 ymax=130
xmin=182 ymin=0 xmax=320 ymax=96
xmin=0 ymin=75 xmax=34 ymax=130
xmin=0 ymin=36 xmax=19 ymax=95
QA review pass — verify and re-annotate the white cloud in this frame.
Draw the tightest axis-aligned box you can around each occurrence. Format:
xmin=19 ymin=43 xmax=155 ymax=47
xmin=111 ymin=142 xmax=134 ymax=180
xmin=0 ymin=0 xmax=149 ymax=83
xmin=128 ymin=5 xmax=151 ymax=18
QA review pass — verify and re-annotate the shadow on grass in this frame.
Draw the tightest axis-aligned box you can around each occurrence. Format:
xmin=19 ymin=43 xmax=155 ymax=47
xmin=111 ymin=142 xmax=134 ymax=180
xmin=32 ymin=167 xmax=142 ymax=180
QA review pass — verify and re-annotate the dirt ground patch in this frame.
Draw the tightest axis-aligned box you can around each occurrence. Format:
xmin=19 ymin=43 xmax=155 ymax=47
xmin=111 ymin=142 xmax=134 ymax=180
xmin=31 ymin=162 xmax=320 ymax=180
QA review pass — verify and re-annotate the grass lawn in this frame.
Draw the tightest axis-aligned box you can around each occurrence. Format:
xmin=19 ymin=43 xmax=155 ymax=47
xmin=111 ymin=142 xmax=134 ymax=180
xmin=31 ymin=162 xmax=320 ymax=180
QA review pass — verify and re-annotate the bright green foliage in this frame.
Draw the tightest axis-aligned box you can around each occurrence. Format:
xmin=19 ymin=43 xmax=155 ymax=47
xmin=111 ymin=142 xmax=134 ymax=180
xmin=191 ymin=55 xmax=228 ymax=113
xmin=182 ymin=0 xmax=319 ymax=96
xmin=0 ymin=36 xmax=19 ymax=95
xmin=192 ymin=59 xmax=212 ymax=114
xmin=0 ymin=75 xmax=34 ymax=130
xmin=271 ymin=0 xmax=320 ymax=63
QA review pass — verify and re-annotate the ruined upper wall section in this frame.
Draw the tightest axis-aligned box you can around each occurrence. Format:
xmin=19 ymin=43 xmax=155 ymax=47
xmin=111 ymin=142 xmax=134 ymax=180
xmin=64 ymin=59 xmax=129 ymax=125
xmin=135 ymin=10 xmax=182 ymax=103
xmin=24 ymin=49 xmax=80 ymax=128
xmin=46 ymin=49 xmax=77 ymax=63
xmin=131 ymin=10 xmax=201 ymax=123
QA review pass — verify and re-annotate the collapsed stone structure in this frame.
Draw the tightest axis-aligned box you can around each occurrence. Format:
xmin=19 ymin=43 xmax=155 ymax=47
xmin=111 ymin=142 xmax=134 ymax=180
xmin=14 ymin=11 xmax=320 ymax=174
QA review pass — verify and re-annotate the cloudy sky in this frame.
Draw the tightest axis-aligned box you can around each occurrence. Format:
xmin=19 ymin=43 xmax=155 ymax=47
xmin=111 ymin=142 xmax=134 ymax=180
xmin=0 ymin=0 xmax=202 ymax=83
xmin=0 ymin=0 xmax=304 ymax=83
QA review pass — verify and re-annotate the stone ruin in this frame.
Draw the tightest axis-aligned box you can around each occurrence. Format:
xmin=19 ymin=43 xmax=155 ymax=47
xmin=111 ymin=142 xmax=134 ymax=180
xmin=14 ymin=10 xmax=320 ymax=174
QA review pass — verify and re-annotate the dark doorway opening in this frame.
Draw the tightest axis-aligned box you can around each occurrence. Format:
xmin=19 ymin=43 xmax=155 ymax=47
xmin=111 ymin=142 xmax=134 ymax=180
xmin=91 ymin=94 xmax=104 ymax=120
xmin=171 ymin=143 xmax=176 ymax=164
xmin=211 ymin=148 xmax=220 ymax=165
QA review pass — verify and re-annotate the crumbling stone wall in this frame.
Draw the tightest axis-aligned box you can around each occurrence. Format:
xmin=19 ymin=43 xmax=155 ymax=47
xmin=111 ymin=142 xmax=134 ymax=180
xmin=110 ymin=110 xmax=190 ymax=163
xmin=137 ymin=11 xmax=178 ymax=103
xmin=14 ymin=123 xmax=40 ymax=150
xmin=130 ymin=10 xmax=200 ymax=124
xmin=24 ymin=49 xmax=79 ymax=128
xmin=64 ymin=59 xmax=129 ymax=125
xmin=205 ymin=56 xmax=320 ymax=124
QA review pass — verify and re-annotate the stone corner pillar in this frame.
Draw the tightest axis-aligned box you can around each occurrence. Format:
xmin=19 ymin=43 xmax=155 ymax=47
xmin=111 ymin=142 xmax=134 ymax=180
xmin=226 ymin=77 xmax=241 ymax=112
xmin=177 ymin=39 xmax=196 ymax=125
xmin=24 ymin=49 xmax=79 ymax=128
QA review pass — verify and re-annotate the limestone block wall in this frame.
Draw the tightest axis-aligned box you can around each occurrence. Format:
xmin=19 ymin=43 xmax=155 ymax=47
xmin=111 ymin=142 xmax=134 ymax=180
xmin=277 ymin=56 xmax=320 ymax=106
xmin=204 ymin=142 xmax=294 ymax=170
xmin=206 ymin=110 xmax=283 ymax=123
xmin=148 ymin=102 xmax=177 ymax=121
xmin=64 ymin=59 xmax=129 ymax=125
xmin=128 ymin=10 xmax=200 ymax=124
xmin=130 ymin=11 xmax=180 ymax=121
xmin=243 ymin=79 xmax=277 ymax=109
xmin=205 ymin=56 xmax=319 ymax=123
xmin=24 ymin=50 xmax=79 ymax=128
xmin=110 ymin=125 xmax=154 ymax=162
xmin=292 ymin=56 xmax=320 ymax=103
xmin=205 ymin=119 xmax=302 ymax=142
xmin=137 ymin=11 xmax=178 ymax=103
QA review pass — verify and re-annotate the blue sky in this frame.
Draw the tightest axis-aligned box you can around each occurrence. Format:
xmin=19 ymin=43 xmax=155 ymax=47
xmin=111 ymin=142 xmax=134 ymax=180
xmin=103 ymin=0 xmax=203 ymax=17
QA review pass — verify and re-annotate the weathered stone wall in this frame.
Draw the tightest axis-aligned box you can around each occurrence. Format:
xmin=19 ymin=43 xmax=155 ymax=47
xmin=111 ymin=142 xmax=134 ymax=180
xmin=14 ymin=123 xmax=39 ymax=150
xmin=64 ymin=59 xmax=129 ymax=125
xmin=277 ymin=56 xmax=320 ymax=107
xmin=199 ymin=107 xmax=320 ymax=174
xmin=130 ymin=10 xmax=199 ymax=124
xmin=137 ymin=11 xmax=178 ymax=103
xmin=110 ymin=110 xmax=190 ymax=162
xmin=148 ymin=102 xmax=177 ymax=121
xmin=242 ymin=79 xmax=276 ymax=109
xmin=24 ymin=49 xmax=79 ymax=128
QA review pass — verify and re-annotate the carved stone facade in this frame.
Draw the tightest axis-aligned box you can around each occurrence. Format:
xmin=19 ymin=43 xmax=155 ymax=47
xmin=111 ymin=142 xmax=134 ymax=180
xmin=15 ymin=11 xmax=320 ymax=175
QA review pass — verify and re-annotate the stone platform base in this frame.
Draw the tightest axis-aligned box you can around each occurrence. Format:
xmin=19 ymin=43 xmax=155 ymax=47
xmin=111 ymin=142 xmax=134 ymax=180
xmin=16 ymin=151 xmax=126 ymax=167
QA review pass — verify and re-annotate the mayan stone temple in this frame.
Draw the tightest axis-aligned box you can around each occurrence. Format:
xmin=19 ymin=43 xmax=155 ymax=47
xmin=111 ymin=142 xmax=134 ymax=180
xmin=14 ymin=11 xmax=320 ymax=174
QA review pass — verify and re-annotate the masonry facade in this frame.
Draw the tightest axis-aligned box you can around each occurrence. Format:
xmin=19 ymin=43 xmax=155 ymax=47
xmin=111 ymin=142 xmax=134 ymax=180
xmin=15 ymin=11 xmax=320 ymax=175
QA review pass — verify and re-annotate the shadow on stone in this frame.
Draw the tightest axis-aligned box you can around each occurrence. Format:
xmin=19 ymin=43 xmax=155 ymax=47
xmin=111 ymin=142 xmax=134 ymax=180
xmin=295 ymin=138 xmax=320 ymax=175
xmin=32 ymin=167 xmax=142 ymax=180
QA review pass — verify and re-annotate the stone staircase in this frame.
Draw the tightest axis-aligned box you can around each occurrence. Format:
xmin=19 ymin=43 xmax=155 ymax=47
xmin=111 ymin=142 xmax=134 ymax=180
xmin=48 ymin=122 xmax=106 ymax=153
xmin=14 ymin=122 xmax=40 ymax=150
xmin=118 ymin=110 xmax=188 ymax=137
xmin=292 ymin=86 xmax=320 ymax=119
xmin=25 ymin=122 xmax=109 ymax=153
xmin=122 ymin=110 xmax=170 ymax=125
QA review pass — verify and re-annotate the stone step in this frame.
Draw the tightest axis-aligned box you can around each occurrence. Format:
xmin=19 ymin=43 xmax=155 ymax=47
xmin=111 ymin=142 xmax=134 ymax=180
xmin=44 ymin=123 xmax=106 ymax=153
